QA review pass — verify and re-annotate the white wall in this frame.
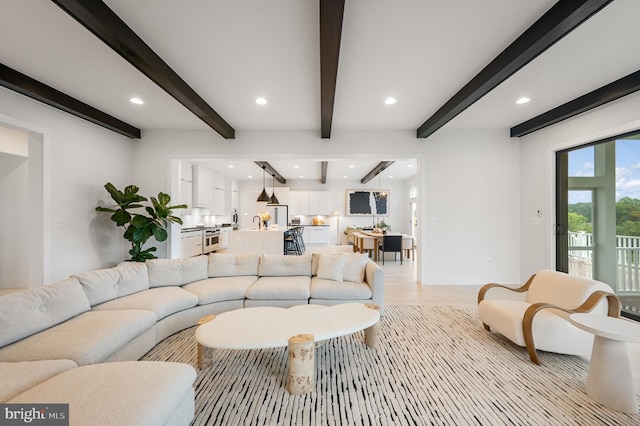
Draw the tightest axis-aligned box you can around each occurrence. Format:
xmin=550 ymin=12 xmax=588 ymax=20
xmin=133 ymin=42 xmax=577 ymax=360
xmin=132 ymin=128 xmax=521 ymax=284
xmin=0 ymin=89 xmax=531 ymax=287
xmin=132 ymin=129 xmax=423 ymax=259
xmin=0 ymin=88 xmax=134 ymax=285
xmin=518 ymin=91 xmax=640 ymax=282
xmin=421 ymin=128 xmax=521 ymax=284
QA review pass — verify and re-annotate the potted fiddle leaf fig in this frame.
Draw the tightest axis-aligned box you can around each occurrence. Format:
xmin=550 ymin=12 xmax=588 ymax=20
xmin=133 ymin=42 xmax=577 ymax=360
xmin=96 ymin=182 xmax=187 ymax=262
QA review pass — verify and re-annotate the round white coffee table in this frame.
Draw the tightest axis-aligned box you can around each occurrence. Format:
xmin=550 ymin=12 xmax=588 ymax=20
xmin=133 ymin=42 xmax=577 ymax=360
xmin=569 ymin=313 xmax=640 ymax=413
xmin=195 ymin=303 xmax=381 ymax=395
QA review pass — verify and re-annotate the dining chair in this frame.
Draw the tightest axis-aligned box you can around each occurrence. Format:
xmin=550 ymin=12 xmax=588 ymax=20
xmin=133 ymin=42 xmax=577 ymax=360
xmin=360 ymin=236 xmax=376 ymax=259
xmin=402 ymin=236 xmax=415 ymax=260
xmin=378 ymin=235 xmax=403 ymax=264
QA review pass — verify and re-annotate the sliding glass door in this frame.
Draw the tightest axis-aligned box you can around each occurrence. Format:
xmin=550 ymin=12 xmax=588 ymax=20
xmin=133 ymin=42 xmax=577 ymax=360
xmin=557 ymin=134 xmax=640 ymax=320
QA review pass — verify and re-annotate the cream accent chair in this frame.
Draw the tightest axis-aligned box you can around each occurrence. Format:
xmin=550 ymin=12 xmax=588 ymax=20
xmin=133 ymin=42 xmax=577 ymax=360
xmin=477 ymin=269 xmax=620 ymax=364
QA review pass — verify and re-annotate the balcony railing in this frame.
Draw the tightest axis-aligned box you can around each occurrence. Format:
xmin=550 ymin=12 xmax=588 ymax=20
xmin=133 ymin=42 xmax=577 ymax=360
xmin=568 ymin=231 xmax=640 ymax=294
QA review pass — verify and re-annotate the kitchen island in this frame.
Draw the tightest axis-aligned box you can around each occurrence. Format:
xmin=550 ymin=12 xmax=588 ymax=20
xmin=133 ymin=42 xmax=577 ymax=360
xmin=226 ymin=227 xmax=287 ymax=255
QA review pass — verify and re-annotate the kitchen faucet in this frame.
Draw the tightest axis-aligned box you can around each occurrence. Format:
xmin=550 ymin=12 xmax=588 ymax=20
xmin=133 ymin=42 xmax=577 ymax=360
xmin=252 ymin=215 xmax=260 ymax=229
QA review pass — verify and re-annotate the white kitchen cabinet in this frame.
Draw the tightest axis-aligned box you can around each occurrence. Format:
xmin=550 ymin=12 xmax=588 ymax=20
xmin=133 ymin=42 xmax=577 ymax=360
xmin=289 ymin=191 xmax=309 ymax=215
xmin=291 ymin=191 xmax=330 ymax=215
xmin=304 ymin=226 xmax=330 ymax=244
xmin=231 ymin=179 xmax=239 ymax=210
xmin=309 ymin=191 xmax=330 ymax=215
xmin=179 ymin=163 xmax=193 ymax=210
xmin=180 ymin=229 xmax=203 ymax=257
xmin=192 ymin=165 xmax=226 ymax=215
xmin=273 ymin=187 xmax=290 ymax=206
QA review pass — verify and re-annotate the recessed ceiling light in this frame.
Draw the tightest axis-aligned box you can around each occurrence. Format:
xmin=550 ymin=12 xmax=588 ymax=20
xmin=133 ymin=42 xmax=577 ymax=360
xmin=348 ymin=165 xmax=355 ymax=168
xmin=294 ymin=165 xmax=300 ymax=168
xmin=516 ymin=97 xmax=530 ymax=105
xmin=256 ymin=97 xmax=267 ymax=105
xmin=228 ymin=165 xmax=234 ymax=168
xmin=384 ymin=97 xmax=397 ymax=105
xmin=343 ymin=175 xmax=348 ymax=178
xmin=129 ymin=97 xmax=144 ymax=105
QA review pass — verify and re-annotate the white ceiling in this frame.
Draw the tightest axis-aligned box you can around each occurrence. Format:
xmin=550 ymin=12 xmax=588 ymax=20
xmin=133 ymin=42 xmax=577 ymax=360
xmin=191 ymin=158 xmax=417 ymax=183
xmin=1 ymin=0 xmax=639 ymax=181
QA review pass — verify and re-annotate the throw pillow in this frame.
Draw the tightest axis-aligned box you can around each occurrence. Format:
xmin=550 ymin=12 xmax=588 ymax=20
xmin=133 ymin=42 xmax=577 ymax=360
xmin=342 ymin=253 xmax=369 ymax=283
xmin=317 ymin=254 xmax=345 ymax=282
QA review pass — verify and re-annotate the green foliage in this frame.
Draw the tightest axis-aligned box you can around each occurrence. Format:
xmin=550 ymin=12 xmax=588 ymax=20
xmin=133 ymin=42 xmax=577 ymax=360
xmin=568 ymin=212 xmax=592 ymax=233
xmin=617 ymin=221 xmax=640 ymax=237
xmin=96 ymin=183 xmax=187 ymax=262
xmin=568 ymin=202 xmax=592 ymax=223
xmin=375 ymin=220 xmax=390 ymax=230
xmin=568 ymin=197 xmax=640 ymax=237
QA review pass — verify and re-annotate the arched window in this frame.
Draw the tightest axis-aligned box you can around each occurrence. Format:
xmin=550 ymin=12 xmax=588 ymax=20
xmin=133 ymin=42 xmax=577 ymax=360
xmin=409 ymin=186 xmax=417 ymax=199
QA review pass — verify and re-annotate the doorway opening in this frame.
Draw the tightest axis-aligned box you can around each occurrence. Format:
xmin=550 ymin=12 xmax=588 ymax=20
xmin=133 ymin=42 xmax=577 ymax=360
xmin=0 ymin=122 xmax=46 ymax=289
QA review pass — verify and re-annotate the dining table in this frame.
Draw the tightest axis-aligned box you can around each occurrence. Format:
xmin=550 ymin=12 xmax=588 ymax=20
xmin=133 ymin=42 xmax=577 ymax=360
xmin=355 ymin=231 xmax=412 ymax=262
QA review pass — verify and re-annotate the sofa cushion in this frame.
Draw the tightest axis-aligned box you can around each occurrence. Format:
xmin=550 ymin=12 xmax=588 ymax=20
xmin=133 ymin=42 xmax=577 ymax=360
xmin=246 ymin=276 xmax=311 ymax=300
xmin=115 ymin=262 xmax=150 ymax=297
xmin=526 ymin=269 xmax=612 ymax=314
xmin=342 ymin=253 xmax=369 ymax=283
xmin=73 ymin=268 xmax=120 ymax=305
xmin=8 ymin=361 xmax=196 ymax=426
xmin=0 ymin=278 xmax=90 ymax=348
xmin=258 ymin=254 xmax=312 ymax=277
xmin=208 ymin=253 xmax=260 ymax=277
xmin=317 ymin=254 xmax=345 ymax=282
xmin=0 ymin=360 xmax=78 ymax=402
xmin=183 ymin=276 xmax=258 ymax=305
xmin=478 ymin=299 xmax=594 ymax=356
xmin=92 ymin=287 xmax=198 ymax=320
xmin=146 ymin=256 xmax=208 ymax=287
xmin=73 ymin=263 xmax=151 ymax=306
xmin=0 ymin=310 xmax=157 ymax=366
xmin=310 ymin=277 xmax=373 ymax=300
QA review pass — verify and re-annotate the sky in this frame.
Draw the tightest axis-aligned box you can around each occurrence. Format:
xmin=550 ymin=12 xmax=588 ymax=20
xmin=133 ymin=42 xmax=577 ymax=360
xmin=568 ymin=138 xmax=640 ymax=204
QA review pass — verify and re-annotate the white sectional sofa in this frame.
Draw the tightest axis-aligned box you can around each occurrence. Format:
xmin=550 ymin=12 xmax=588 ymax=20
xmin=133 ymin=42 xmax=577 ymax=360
xmin=0 ymin=252 xmax=383 ymax=425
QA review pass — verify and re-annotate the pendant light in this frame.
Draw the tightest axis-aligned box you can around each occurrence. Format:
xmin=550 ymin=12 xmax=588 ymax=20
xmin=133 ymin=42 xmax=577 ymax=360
xmin=269 ymin=174 xmax=280 ymax=205
xmin=374 ymin=174 xmax=387 ymax=200
xmin=257 ymin=166 xmax=270 ymax=202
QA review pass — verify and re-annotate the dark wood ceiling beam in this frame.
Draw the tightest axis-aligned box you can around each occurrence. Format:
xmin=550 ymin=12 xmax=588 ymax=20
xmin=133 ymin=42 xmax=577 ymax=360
xmin=0 ymin=63 xmax=140 ymax=138
xmin=320 ymin=0 xmax=345 ymax=139
xmin=511 ymin=70 xmax=640 ymax=137
xmin=254 ymin=161 xmax=286 ymax=184
xmin=360 ymin=161 xmax=394 ymax=184
xmin=416 ymin=0 xmax=613 ymax=139
xmin=321 ymin=161 xmax=328 ymax=183
xmin=52 ymin=0 xmax=235 ymax=139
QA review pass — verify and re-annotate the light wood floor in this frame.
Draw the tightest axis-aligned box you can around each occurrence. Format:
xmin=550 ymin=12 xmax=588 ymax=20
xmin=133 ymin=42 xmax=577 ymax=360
xmin=377 ymin=257 xmax=640 ymax=394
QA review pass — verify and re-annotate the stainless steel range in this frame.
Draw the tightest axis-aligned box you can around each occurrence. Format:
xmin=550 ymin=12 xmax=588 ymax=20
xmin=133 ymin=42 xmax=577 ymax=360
xmin=202 ymin=227 xmax=221 ymax=253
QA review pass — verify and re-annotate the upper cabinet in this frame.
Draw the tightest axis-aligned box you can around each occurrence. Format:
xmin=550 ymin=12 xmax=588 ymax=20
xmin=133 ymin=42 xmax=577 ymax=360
xmin=272 ymin=187 xmax=290 ymax=206
xmin=230 ymin=179 xmax=239 ymax=210
xmin=192 ymin=165 xmax=226 ymax=215
xmin=309 ymin=191 xmax=330 ymax=215
xmin=179 ymin=162 xmax=193 ymax=211
xmin=289 ymin=191 xmax=331 ymax=215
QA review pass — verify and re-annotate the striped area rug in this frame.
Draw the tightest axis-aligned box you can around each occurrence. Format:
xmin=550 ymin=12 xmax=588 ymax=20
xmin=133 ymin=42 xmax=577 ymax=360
xmin=141 ymin=305 xmax=639 ymax=425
